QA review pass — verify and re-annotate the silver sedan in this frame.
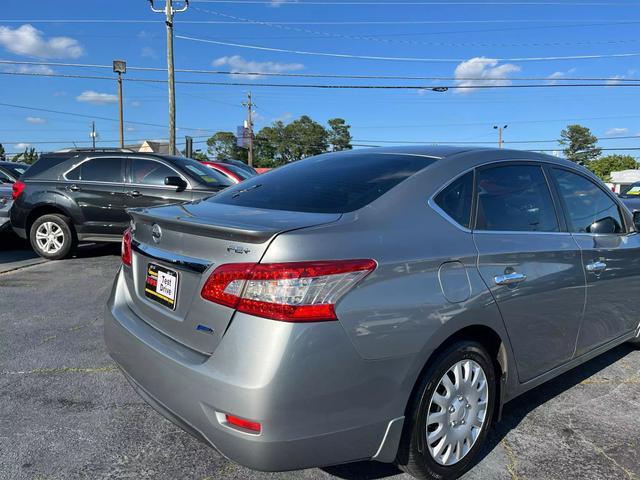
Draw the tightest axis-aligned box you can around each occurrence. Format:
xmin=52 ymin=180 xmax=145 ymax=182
xmin=105 ymin=146 xmax=640 ymax=480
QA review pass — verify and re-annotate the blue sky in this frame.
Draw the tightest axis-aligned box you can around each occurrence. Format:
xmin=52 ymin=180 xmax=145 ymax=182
xmin=1 ymin=0 xmax=639 ymax=157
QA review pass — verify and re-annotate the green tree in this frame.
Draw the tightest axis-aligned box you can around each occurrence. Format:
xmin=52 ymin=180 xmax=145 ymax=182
xmin=327 ymin=118 xmax=352 ymax=151
xmin=559 ymin=124 xmax=601 ymax=165
xmin=14 ymin=147 xmax=39 ymax=164
xmin=0 ymin=143 xmax=5 ymax=161
xmin=206 ymin=131 xmax=248 ymax=162
xmin=285 ymin=115 xmax=328 ymax=161
xmin=587 ymin=154 xmax=638 ymax=181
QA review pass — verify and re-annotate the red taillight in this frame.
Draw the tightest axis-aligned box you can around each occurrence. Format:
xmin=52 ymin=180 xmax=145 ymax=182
xmin=201 ymin=259 xmax=377 ymax=322
xmin=121 ymin=228 xmax=132 ymax=266
xmin=12 ymin=180 xmax=25 ymax=200
xmin=225 ymin=414 xmax=261 ymax=433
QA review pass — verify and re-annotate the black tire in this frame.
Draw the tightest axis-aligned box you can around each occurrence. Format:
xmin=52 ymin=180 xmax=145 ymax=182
xmin=29 ymin=213 xmax=76 ymax=260
xmin=396 ymin=340 xmax=497 ymax=480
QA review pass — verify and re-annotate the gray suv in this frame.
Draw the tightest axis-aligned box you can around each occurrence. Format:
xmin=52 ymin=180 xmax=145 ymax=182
xmin=104 ymin=146 xmax=640 ymax=480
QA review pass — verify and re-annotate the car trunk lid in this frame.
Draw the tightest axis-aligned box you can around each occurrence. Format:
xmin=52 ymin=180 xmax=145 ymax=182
xmin=126 ymin=201 xmax=341 ymax=355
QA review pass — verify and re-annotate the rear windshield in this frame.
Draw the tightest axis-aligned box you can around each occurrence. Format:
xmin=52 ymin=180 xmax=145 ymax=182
xmin=209 ymin=151 xmax=435 ymax=213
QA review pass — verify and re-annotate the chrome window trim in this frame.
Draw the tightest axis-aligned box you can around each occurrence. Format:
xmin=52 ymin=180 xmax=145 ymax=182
xmin=429 ymin=158 xmax=575 ymax=236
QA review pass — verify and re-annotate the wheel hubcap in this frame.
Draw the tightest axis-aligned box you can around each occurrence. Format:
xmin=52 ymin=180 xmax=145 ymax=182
xmin=35 ymin=222 xmax=65 ymax=254
xmin=426 ymin=359 xmax=489 ymax=466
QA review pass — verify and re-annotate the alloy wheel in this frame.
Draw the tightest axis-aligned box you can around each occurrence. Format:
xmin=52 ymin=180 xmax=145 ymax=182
xmin=35 ymin=221 xmax=65 ymax=254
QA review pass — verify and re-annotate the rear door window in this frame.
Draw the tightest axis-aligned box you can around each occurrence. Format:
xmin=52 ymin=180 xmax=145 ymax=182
xmin=209 ymin=152 xmax=436 ymax=214
xmin=434 ymin=171 xmax=474 ymax=228
xmin=475 ymin=164 xmax=559 ymax=232
xmin=67 ymin=158 xmax=124 ymax=183
xmin=552 ymin=168 xmax=624 ymax=234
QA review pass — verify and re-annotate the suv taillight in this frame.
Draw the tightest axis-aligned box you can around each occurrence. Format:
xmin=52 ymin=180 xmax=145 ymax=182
xmin=12 ymin=180 xmax=25 ymax=200
xmin=201 ymin=260 xmax=377 ymax=322
xmin=121 ymin=228 xmax=132 ymax=267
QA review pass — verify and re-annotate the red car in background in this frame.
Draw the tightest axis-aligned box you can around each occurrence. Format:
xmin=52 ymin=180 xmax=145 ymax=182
xmin=201 ymin=160 xmax=258 ymax=184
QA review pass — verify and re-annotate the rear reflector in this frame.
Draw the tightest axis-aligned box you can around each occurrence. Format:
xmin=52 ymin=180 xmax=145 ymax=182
xmin=201 ymin=259 xmax=376 ymax=322
xmin=225 ymin=414 xmax=261 ymax=433
xmin=121 ymin=228 xmax=132 ymax=267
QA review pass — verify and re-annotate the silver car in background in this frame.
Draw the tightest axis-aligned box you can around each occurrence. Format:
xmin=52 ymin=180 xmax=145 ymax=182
xmin=104 ymin=146 xmax=640 ymax=480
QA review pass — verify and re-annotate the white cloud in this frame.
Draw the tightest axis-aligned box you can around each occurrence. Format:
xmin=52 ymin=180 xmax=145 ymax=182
xmin=273 ymin=112 xmax=293 ymax=123
xmin=453 ymin=57 xmax=521 ymax=94
xmin=131 ymin=100 xmax=142 ymax=108
xmin=606 ymin=75 xmax=626 ymax=86
xmin=0 ymin=24 xmax=83 ymax=59
xmin=26 ymin=116 xmax=46 ymax=124
xmin=2 ymin=64 xmax=53 ymax=74
xmin=76 ymin=90 xmax=118 ymax=105
xmin=547 ymin=68 xmax=576 ymax=84
xmin=605 ymin=127 xmax=629 ymax=136
xmin=212 ymin=55 xmax=304 ymax=78
xmin=270 ymin=0 xmax=298 ymax=6
xmin=141 ymin=46 xmax=157 ymax=59
xmin=125 ymin=125 xmax=136 ymax=132
xmin=14 ymin=143 xmax=30 ymax=150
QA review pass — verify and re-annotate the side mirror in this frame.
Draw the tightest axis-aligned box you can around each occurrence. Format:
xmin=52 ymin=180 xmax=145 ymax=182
xmin=633 ymin=211 xmax=640 ymax=231
xmin=587 ymin=216 xmax=619 ymax=234
xmin=164 ymin=176 xmax=187 ymax=192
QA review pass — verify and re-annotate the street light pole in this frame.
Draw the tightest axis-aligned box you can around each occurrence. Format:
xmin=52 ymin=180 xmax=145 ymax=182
xmin=113 ymin=60 xmax=127 ymax=149
xmin=494 ymin=124 xmax=508 ymax=148
xmin=149 ymin=0 xmax=189 ymax=155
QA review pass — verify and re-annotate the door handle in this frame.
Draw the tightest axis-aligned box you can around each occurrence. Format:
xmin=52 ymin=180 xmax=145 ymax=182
xmin=494 ymin=272 xmax=527 ymax=286
xmin=586 ymin=261 xmax=607 ymax=274
xmin=67 ymin=184 xmax=80 ymax=192
xmin=127 ymin=190 xmax=142 ymax=198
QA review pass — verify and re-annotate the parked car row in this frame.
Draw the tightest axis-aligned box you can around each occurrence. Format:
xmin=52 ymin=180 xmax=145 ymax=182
xmin=7 ymin=149 xmax=256 ymax=259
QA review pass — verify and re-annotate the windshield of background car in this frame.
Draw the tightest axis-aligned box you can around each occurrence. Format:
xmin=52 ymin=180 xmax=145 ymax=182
xmin=224 ymin=163 xmax=255 ymax=180
xmin=175 ymin=158 xmax=234 ymax=187
xmin=2 ymin=164 xmax=27 ymax=178
xmin=620 ymin=184 xmax=640 ymax=197
xmin=208 ymin=152 xmax=436 ymax=214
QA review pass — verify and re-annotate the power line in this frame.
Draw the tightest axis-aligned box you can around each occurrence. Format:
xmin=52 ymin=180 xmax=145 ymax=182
xmin=3 ymin=60 xmax=640 ymax=83
xmin=190 ymin=0 xmax=640 ymax=4
xmin=3 ymin=18 xmax=640 ymax=25
xmin=4 ymin=70 xmax=640 ymax=90
xmin=176 ymin=34 xmax=640 ymax=63
xmin=193 ymin=6 xmax=640 ymax=48
xmin=0 ymin=101 xmax=215 ymax=131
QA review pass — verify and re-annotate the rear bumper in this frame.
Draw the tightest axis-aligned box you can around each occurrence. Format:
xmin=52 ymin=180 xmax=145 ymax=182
xmin=104 ymin=267 xmax=407 ymax=471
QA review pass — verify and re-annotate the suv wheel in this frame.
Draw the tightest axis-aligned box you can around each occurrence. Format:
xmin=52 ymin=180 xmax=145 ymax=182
xmin=397 ymin=340 xmax=496 ymax=480
xmin=30 ymin=214 xmax=76 ymax=260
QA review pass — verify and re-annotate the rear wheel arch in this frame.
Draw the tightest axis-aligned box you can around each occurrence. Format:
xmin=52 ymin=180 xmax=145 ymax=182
xmin=26 ymin=204 xmax=77 ymax=238
xmin=406 ymin=325 xmax=509 ymax=426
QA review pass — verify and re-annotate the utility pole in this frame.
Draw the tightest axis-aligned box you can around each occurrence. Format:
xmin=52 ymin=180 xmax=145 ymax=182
xmin=242 ymin=92 xmax=255 ymax=166
xmin=113 ymin=60 xmax=127 ymax=149
xmin=494 ymin=124 xmax=508 ymax=148
xmin=149 ymin=0 xmax=189 ymax=156
xmin=90 ymin=121 xmax=97 ymax=149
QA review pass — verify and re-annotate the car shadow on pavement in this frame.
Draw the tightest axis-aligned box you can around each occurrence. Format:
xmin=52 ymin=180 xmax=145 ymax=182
xmin=323 ymin=343 xmax=637 ymax=480
xmin=71 ymin=242 xmax=121 ymax=259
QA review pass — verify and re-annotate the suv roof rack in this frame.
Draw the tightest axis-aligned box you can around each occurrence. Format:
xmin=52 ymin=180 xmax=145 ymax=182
xmin=54 ymin=147 xmax=136 ymax=154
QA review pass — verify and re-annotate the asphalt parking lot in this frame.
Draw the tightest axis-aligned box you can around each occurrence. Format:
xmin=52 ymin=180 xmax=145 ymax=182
xmin=1 ymin=246 xmax=640 ymax=480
